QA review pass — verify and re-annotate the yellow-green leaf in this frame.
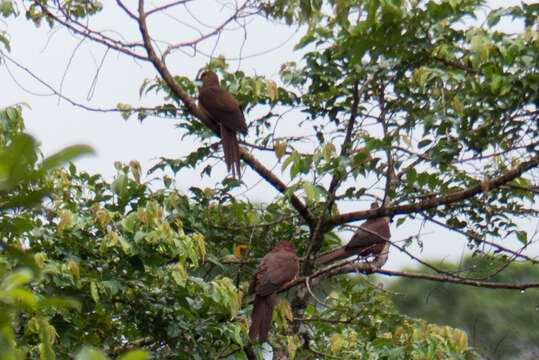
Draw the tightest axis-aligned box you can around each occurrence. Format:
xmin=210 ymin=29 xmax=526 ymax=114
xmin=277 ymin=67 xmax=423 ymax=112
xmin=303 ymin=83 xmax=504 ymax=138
xmin=275 ymin=140 xmax=287 ymax=161
xmin=57 ymin=210 xmax=72 ymax=235
xmin=277 ymin=298 xmax=293 ymax=322
xmin=68 ymin=260 xmax=80 ymax=280
xmin=330 ymin=333 xmax=345 ymax=353
xmin=117 ymin=350 xmax=151 ymax=360
xmin=322 ymin=142 xmax=335 ymax=161
xmin=266 ymin=79 xmax=278 ymax=101
xmin=90 ymin=281 xmax=99 ymax=304
xmin=287 ymin=334 xmax=300 ymax=360
xmin=129 ymin=160 xmax=141 ymax=184
xmin=453 ymin=96 xmax=464 ymax=116
xmin=303 ymin=181 xmax=315 ymax=202
xmin=75 ymin=346 xmax=109 ymax=360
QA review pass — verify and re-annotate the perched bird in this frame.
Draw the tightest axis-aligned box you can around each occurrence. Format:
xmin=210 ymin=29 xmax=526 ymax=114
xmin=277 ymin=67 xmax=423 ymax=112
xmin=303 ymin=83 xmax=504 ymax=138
xmin=198 ymin=70 xmax=248 ymax=178
xmin=249 ymin=241 xmax=299 ymax=343
xmin=316 ymin=203 xmax=390 ymax=265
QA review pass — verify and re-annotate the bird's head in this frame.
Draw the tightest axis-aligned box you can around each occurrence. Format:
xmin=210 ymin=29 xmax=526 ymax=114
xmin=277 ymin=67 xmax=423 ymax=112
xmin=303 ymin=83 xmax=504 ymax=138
xmin=199 ymin=70 xmax=220 ymax=87
xmin=273 ymin=241 xmax=296 ymax=253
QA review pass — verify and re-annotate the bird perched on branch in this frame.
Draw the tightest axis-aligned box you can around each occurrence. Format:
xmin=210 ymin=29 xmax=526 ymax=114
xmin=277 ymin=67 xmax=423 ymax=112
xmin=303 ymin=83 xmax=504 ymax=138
xmin=249 ymin=241 xmax=299 ymax=343
xmin=316 ymin=203 xmax=390 ymax=265
xmin=198 ymin=70 xmax=248 ymax=178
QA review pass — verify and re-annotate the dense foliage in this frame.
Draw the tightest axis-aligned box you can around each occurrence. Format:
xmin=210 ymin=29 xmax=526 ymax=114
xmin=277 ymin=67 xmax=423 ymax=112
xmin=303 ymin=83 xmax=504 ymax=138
xmin=1 ymin=108 xmax=475 ymax=358
xmin=1 ymin=0 xmax=537 ymax=359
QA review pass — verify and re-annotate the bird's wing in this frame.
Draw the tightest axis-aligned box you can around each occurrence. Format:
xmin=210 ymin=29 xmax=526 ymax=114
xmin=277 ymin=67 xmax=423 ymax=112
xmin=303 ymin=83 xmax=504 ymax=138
xmin=346 ymin=217 xmax=390 ymax=250
xmin=199 ymin=87 xmax=247 ymax=134
xmin=199 ymin=86 xmax=239 ymax=113
xmin=254 ymin=251 xmax=298 ymax=297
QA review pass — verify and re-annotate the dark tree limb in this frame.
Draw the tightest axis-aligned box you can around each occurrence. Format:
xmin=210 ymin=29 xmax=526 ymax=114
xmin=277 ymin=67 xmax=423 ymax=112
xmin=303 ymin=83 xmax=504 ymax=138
xmin=326 ymin=155 xmax=539 ymax=228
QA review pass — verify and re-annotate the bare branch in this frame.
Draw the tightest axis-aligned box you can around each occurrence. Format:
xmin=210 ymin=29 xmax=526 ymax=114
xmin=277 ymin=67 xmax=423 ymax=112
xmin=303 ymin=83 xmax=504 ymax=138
xmin=377 ymin=269 xmax=539 ymax=290
xmin=116 ymin=0 xmax=138 ymax=20
xmin=146 ymin=0 xmax=192 ymax=17
xmin=34 ymin=1 xmax=147 ymax=61
xmin=161 ymin=1 xmax=253 ymax=60
xmin=0 ymin=50 xmax=167 ymax=113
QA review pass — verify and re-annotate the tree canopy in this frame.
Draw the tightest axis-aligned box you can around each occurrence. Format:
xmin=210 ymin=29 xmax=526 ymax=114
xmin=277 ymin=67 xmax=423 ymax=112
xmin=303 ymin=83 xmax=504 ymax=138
xmin=0 ymin=0 xmax=537 ymax=359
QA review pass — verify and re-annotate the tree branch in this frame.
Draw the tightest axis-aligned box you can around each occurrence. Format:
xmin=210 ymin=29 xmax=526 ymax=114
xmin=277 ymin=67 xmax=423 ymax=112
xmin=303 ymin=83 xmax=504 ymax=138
xmin=376 ymin=269 xmax=539 ymax=290
xmin=327 ymin=155 xmax=539 ymax=227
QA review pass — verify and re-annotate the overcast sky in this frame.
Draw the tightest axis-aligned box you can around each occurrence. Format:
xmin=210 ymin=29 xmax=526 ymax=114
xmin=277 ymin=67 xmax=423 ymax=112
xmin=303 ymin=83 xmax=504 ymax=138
xmin=1 ymin=0 xmax=536 ymax=271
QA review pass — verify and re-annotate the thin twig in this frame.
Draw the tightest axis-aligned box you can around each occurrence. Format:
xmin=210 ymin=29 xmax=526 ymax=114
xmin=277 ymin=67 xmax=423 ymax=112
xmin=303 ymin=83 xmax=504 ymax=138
xmin=146 ymin=0 xmax=192 ymax=17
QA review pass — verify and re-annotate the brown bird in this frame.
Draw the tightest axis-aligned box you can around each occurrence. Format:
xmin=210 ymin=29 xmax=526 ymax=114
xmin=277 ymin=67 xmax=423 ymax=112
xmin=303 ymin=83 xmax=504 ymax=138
xmin=249 ymin=241 xmax=299 ymax=343
xmin=198 ymin=70 xmax=248 ymax=178
xmin=316 ymin=203 xmax=390 ymax=265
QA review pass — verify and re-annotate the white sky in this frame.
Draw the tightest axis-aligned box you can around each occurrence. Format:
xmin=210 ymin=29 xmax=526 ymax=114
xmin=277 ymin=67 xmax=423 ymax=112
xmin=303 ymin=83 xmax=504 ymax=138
xmin=0 ymin=0 xmax=536 ymax=271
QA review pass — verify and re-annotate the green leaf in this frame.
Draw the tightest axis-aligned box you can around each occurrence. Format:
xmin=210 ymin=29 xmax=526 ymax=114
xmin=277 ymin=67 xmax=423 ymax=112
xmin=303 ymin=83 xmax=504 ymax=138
xmin=294 ymin=30 xmax=315 ymax=50
xmin=281 ymin=151 xmax=295 ymax=171
xmin=266 ymin=79 xmax=278 ymax=101
xmin=406 ymin=168 xmax=417 ymax=185
xmin=0 ymin=1 xmax=14 ymax=17
xmin=303 ymin=180 xmax=317 ymax=203
xmin=0 ymin=287 xmax=38 ymax=308
xmin=111 ymin=173 xmax=128 ymax=199
xmin=75 ymin=347 xmax=110 ymax=360
xmin=36 ymin=317 xmax=56 ymax=360
xmin=418 ymin=173 xmax=428 ymax=186
xmin=453 ymin=96 xmax=464 ymax=116
xmin=322 ymin=142 xmax=335 ymax=161
xmin=90 ymin=281 xmax=99 ymax=304
xmin=490 ymin=74 xmax=503 ymax=94
xmin=487 ymin=8 xmax=512 ymax=27
xmin=516 ymin=231 xmax=527 ymax=245
xmin=0 ymin=133 xmax=38 ymax=189
xmin=6 ymin=106 xmax=18 ymax=121
xmin=1 ymin=268 xmax=33 ymax=290
xmin=418 ymin=139 xmax=432 ymax=149
xmin=471 ymin=34 xmax=490 ymax=62
xmin=40 ymin=145 xmax=94 ymax=172
xmin=117 ymin=350 xmax=151 ymax=360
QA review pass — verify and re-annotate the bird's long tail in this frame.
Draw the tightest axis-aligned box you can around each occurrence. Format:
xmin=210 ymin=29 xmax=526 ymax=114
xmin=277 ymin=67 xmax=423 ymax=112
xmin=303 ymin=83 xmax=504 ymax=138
xmin=249 ymin=292 xmax=277 ymax=343
xmin=220 ymin=124 xmax=241 ymax=178
xmin=315 ymin=246 xmax=351 ymax=265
